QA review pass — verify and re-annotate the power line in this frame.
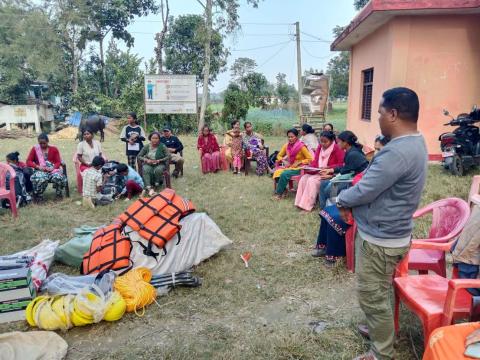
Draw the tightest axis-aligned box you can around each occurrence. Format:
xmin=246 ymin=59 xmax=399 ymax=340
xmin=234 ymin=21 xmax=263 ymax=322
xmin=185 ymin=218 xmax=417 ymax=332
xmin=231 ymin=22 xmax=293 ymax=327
xmin=301 ymin=44 xmax=334 ymax=59
xmin=300 ymin=31 xmax=331 ymax=43
xmin=255 ymin=40 xmax=293 ymax=70
xmin=232 ymin=40 xmax=291 ymax=52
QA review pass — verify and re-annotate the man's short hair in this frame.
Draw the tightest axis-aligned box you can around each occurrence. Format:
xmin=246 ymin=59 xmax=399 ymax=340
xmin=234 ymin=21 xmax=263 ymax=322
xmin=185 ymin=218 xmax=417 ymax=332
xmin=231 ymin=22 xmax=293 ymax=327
xmin=92 ymin=156 xmax=105 ymax=168
xmin=116 ymin=163 xmax=129 ymax=173
xmin=382 ymin=87 xmax=419 ymax=123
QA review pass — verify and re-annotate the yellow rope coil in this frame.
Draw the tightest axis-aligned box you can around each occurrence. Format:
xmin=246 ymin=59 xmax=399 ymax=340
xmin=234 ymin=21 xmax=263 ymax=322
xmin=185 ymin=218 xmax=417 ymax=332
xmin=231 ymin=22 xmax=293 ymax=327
xmin=114 ymin=267 xmax=156 ymax=315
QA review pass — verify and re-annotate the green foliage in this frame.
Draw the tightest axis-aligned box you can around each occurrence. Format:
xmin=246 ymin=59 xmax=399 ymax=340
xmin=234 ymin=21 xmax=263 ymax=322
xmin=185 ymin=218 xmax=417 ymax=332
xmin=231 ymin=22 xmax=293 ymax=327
xmin=0 ymin=2 xmax=64 ymax=103
xmin=242 ymin=72 xmax=270 ymax=108
xmin=164 ymin=14 xmax=229 ymax=85
xmin=354 ymin=0 xmax=369 ymax=10
xmin=326 ymin=51 xmax=349 ymax=99
xmin=230 ymin=57 xmax=256 ymax=86
xmin=275 ymin=72 xmax=297 ymax=104
xmin=222 ymin=83 xmax=249 ymax=122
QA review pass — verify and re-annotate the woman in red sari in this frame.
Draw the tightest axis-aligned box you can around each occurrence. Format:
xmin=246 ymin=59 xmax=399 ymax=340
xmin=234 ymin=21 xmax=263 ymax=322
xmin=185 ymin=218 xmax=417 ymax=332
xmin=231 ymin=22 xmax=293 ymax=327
xmin=197 ymin=125 xmax=221 ymax=174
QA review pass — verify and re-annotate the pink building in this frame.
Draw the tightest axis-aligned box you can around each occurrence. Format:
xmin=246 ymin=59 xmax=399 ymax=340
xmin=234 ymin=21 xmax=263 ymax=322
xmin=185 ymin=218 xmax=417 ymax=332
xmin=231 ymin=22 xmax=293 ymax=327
xmin=331 ymin=0 xmax=480 ymax=159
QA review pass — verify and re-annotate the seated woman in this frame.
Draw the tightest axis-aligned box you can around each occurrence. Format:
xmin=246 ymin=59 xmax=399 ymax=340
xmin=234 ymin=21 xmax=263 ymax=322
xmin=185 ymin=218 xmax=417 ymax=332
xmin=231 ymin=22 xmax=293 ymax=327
xmin=313 ymin=135 xmax=390 ymax=264
xmin=77 ymin=128 xmax=103 ymax=173
xmin=4 ymin=152 xmax=31 ymax=207
xmin=273 ymin=128 xmax=313 ymax=200
xmin=242 ymin=122 xmax=268 ymax=176
xmin=299 ymin=123 xmax=319 ymax=155
xmin=137 ymin=131 xmax=170 ymax=196
xmin=223 ymin=120 xmax=241 ymax=167
xmin=197 ymin=125 xmax=221 ymax=174
xmin=318 ymin=131 xmax=369 ymax=210
xmin=26 ymin=133 xmax=67 ymax=200
xmin=294 ymin=131 xmax=344 ymax=212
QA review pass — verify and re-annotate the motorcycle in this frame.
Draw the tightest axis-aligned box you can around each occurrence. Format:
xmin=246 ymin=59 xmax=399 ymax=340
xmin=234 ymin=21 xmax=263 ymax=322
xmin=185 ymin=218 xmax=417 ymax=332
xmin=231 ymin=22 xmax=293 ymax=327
xmin=439 ymin=106 xmax=480 ymax=176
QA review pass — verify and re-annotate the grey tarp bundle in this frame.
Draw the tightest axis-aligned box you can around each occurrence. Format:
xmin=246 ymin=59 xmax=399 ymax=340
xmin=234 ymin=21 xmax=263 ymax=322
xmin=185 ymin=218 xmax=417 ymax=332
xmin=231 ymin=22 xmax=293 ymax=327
xmin=0 ymin=331 xmax=68 ymax=360
xmin=54 ymin=225 xmax=100 ymax=267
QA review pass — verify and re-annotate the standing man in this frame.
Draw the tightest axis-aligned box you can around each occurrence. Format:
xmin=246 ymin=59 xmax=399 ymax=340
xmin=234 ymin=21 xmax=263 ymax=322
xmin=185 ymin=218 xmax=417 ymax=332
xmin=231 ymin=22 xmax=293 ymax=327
xmin=336 ymin=88 xmax=428 ymax=360
xmin=160 ymin=127 xmax=184 ymax=178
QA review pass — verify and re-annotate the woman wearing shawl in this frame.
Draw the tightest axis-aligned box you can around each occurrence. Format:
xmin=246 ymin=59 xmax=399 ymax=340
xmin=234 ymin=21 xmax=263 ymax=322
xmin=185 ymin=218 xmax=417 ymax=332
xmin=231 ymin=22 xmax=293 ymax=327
xmin=137 ymin=131 xmax=170 ymax=196
xmin=26 ymin=133 xmax=67 ymax=200
xmin=273 ymin=128 xmax=313 ymax=200
xmin=223 ymin=120 xmax=241 ymax=166
xmin=312 ymin=135 xmax=390 ymax=265
xmin=295 ymin=131 xmax=344 ymax=211
xmin=197 ymin=125 xmax=221 ymax=174
xmin=299 ymin=123 xmax=319 ymax=155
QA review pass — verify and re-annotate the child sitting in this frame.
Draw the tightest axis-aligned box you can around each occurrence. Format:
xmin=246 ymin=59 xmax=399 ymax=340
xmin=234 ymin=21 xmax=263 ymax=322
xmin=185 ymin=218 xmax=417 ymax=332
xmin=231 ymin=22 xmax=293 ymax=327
xmin=231 ymin=128 xmax=243 ymax=174
xmin=115 ymin=163 xmax=144 ymax=200
xmin=82 ymin=156 xmax=107 ymax=208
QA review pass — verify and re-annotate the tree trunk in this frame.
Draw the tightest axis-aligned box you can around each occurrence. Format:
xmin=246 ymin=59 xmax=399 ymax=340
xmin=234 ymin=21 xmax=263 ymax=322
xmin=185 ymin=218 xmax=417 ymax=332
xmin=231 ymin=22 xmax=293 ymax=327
xmin=99 ymin=35 xmax=107 ymax=95
xmin=198 ymin=0 xmax=212 ymax=134
xmin=155 ymin=0 xmax=169 ymax=74
xmin=72 ymin=39 xmax=79 ymax=94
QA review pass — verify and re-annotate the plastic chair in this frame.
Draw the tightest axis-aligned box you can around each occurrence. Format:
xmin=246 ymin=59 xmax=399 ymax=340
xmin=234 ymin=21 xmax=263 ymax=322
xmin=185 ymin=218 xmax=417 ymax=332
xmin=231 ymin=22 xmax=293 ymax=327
xmin=468 ymin=175 xmax=480 ymax=207
xmin=408 ymin=198 xmax=470 ymax=277
xmin=272 ymin=161 xmax=299 ymax=192
xmin=0 ymin=163 xmax=18 ymax=217
xmin=73 ymin=152 xmax=83 ymax=194
xmin=345 ymin=221 xmax=357 ymax=272
xmin=394 ymin=239 xmax=480 ymax=347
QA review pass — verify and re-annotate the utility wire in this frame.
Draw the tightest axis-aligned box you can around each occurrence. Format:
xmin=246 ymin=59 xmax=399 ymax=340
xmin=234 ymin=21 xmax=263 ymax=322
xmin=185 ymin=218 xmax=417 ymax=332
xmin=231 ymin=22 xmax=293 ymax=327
xmin=300 ymin=31 xmax=331 ymax=43
xmin=255 ymin=40 xmax=293 ymax=70
xmin=301 ymin=44 xmax=335 ymax=59
xmin=232 ymin=40 xmax=291 ymax=52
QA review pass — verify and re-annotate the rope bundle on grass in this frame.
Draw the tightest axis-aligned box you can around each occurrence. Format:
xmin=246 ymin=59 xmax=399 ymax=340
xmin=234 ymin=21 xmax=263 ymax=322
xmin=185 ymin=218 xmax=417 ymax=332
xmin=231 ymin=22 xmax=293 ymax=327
xmin=114 ymin=267 xmax=156 ymax=315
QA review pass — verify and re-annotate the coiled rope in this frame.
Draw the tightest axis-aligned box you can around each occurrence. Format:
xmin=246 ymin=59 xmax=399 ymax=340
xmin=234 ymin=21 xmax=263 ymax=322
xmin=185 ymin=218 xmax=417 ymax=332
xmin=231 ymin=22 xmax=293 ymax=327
xmin=114 ymin=267 xmax=157 ymax=316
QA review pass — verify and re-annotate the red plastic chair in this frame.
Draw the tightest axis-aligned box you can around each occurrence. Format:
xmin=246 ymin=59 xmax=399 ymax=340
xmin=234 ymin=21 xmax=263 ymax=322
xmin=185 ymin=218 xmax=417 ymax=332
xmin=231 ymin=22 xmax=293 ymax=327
xmin=345 ymin=221 xmax=357 ymax=272
xmin=73 ymin=152 xmax=83 ymax=194
xmin=408 ymin=198 xmax=470 ymax=277
xmin=272 ymin=161 xmax=302 ymax=192
xmin=0 ymin=163 xmax=18 ymax=217
xmin=394 ymin=239 xmax=480 ymax=347
xmin=468 ymin=175 xmax=480 ymax=208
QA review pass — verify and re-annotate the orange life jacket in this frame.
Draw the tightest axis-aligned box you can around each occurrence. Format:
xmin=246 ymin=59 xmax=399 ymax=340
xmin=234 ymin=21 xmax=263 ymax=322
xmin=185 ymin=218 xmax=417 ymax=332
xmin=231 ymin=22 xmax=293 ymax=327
xmin=81 ymin=223 xmax=132 ymax=275
xmin=117 ymin=188 xmax=195 ymax=257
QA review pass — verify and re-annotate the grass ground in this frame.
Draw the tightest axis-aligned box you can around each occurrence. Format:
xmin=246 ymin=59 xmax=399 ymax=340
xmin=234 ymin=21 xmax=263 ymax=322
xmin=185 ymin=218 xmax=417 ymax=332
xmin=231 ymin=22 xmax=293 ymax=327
xmin=0 ymin=135 xmax=478 ymax=360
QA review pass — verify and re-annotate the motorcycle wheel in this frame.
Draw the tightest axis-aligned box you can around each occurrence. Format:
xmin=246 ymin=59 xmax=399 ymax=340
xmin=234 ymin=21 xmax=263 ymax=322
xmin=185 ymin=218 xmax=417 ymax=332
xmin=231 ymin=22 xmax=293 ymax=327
xmin=449 ymin=155 xmax=465 ymax=176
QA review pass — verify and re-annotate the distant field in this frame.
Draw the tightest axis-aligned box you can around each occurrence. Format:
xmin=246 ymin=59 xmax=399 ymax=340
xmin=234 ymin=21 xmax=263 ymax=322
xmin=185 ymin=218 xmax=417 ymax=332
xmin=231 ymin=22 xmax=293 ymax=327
xmin=210 ymin=101 xmax=348 ymax=134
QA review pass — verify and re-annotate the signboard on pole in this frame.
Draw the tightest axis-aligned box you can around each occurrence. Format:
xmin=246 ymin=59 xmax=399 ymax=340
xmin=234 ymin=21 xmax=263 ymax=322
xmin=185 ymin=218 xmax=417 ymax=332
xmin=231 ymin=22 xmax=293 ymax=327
xmin=144 ymin=74 xmax=197 ymax=114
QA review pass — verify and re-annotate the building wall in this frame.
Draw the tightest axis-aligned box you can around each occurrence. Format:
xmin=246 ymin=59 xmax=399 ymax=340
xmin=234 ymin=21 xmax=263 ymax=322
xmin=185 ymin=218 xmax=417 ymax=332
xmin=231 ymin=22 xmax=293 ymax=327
xmin=347 ymin=22 xmax=393 ymax=146
xmin=347 ymin=14 xmax=480 ymax=157
xmin=0 ymin=104 xmax=53 ymax=133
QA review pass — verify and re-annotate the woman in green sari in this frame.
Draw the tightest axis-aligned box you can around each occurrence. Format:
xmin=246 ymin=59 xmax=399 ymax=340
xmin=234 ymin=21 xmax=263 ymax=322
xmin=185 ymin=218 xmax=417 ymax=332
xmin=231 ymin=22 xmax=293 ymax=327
xmin=138 ymin=132 xmax=170 ymax=196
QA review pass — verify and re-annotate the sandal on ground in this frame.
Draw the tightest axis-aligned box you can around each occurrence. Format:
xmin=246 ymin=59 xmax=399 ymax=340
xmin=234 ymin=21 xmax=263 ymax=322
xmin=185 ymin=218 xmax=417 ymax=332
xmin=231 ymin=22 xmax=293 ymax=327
xmin=311 ymin=248 xmax=326 ymax=257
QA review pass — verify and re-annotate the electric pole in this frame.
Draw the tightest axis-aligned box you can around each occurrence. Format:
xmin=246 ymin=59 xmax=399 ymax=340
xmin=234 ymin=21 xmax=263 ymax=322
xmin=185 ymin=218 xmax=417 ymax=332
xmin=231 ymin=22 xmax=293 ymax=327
xmin=295 ymin=21 xmax=303 ymax=120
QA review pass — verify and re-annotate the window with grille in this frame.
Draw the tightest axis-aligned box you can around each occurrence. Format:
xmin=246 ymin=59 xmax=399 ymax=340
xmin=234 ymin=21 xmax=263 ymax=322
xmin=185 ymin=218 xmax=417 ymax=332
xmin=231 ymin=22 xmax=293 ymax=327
xmin=361 ymin=68 xmax=374 ymax=121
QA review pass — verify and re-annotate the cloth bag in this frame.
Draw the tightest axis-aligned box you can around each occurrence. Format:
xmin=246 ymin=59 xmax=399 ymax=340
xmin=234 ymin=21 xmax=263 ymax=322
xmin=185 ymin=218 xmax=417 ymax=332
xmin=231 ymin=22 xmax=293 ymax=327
xmin=0 ymin=331 xmax=68 ymax=360
xmin=54 ymin=226 xmax=99 ymax=268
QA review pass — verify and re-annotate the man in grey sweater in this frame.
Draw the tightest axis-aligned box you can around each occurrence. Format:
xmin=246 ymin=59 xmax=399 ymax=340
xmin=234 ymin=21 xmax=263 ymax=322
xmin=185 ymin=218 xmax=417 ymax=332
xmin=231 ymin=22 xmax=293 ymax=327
xmin=337 ymin=88 xmax=428 ymax=360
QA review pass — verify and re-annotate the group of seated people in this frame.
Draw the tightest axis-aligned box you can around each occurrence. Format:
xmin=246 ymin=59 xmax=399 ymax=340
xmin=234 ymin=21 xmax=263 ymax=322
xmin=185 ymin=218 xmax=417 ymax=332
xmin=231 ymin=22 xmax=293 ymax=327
xmin=2 ymin=116 xmax=186 ymax=209
xmin=272 ymin=123 xmax=390 ymax=266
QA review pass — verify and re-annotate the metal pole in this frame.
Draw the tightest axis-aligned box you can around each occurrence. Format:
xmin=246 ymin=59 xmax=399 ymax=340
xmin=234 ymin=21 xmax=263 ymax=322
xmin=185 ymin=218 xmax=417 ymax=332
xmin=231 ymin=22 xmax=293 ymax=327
xmin=295 ymin=21 xmax=303 ymax=121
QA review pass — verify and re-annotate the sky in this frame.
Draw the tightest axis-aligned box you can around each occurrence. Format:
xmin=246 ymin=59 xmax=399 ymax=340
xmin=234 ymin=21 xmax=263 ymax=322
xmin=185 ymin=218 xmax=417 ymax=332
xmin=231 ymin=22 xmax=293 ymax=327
xmin=123 ymin=0 xmax=358 ymax=93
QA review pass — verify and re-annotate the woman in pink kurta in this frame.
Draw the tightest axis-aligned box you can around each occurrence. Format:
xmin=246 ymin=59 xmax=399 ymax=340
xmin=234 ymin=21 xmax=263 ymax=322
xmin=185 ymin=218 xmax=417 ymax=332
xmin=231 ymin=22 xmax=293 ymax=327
xmin=197 ymin=125 xmax=221 ymax=174
xmin=295 ymin=131 xmax=345 ymax=211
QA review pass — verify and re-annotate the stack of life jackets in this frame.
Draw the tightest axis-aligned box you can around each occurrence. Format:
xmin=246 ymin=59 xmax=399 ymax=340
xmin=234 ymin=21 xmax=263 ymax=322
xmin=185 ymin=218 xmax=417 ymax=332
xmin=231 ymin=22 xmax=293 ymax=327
xmin=81 ymin=189 xmax=195 ymax=275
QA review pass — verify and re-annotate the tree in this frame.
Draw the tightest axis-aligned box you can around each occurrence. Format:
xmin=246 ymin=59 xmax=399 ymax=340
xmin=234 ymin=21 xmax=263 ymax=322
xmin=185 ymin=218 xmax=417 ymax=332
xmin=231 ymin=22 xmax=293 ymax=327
xmin=196 ymin=0 xmax=263 ymax=133
xmin=222 ymin=83 xmax=249 ymax=122
xmin=230 ymin=57 xmax=256 ymax=87
xmin=154 ymin=0 xmax=169 ymax=74
xmin=0 ymin=2 xmax=64 ymax=103
xmin=46 ymin=0 xmax=89 ymax=94
xmin=242 ymin=72 xmax=270 ymax=108
xmin=354 ymin=0 xmax=369 ymax=10
xmin=164 ymin=15 xmax=228 ymax=85
xmin=275 ymin=73 xmax=290 ymax=104
xmin=326 ymin=51 xmax=349 ymax=98
xmin=82 ymin=0 xmax=158 ymax=95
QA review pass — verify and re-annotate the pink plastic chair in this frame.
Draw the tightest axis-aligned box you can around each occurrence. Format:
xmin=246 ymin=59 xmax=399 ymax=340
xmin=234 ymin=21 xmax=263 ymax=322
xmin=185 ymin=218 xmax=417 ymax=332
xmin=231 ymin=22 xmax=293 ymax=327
xmin=468 ymin=175 xmax=480 ymax=207
xmin=394 ymin=239 xmax=479 ymax=347
xmin=73 ymin=152 xmax=83 ymax=194
xmin=345 ymin=221 xmax=357 ymax=272
xmin=0 ymin=163 xmax=18 ymax=217
xmin=408 ymin=198 xmax=470 ymax=277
